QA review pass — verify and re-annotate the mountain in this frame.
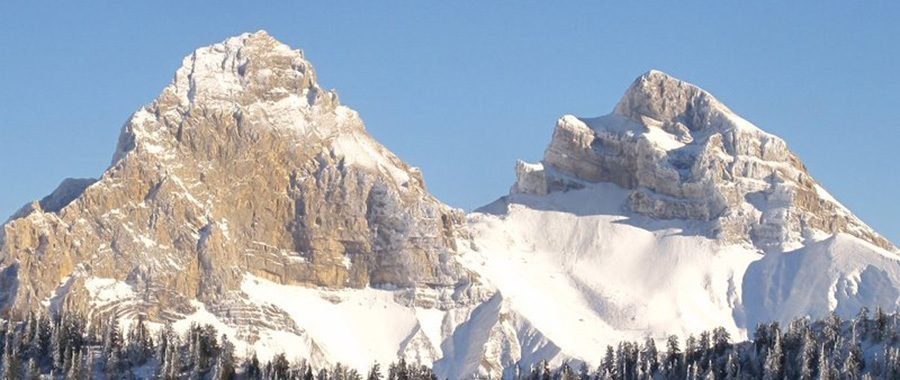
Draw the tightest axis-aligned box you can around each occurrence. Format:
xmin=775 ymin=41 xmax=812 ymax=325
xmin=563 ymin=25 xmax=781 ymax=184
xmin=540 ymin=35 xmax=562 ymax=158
xmin=0 ymin=31 xmax=496 ymax=373
xmin=1 ymin=32 xmax=897 ymax=379
xmin=461 ymin=70 xmax=899 ymax=374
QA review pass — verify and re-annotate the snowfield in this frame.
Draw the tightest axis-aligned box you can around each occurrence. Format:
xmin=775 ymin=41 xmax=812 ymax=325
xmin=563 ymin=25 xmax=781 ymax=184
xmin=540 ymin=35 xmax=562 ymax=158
xmin=457 ymin=180 xmax=900 ymax=373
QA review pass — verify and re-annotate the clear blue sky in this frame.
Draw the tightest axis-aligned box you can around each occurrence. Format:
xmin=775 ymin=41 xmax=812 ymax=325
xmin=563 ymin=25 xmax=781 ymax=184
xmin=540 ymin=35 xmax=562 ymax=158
xmin=0 ymin=2 xmax=897 ymax=244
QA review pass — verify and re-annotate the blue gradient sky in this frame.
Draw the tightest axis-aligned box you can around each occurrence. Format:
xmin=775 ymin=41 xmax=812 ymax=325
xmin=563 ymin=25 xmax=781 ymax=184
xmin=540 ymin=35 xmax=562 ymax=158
xmin=0 ymin=2 xmax=897 ymax=243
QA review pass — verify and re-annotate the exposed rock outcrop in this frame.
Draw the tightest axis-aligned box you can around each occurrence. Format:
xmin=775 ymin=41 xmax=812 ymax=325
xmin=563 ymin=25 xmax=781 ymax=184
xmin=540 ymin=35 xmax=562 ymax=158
xmin=515 ymin=70 xmax=895 ymax=252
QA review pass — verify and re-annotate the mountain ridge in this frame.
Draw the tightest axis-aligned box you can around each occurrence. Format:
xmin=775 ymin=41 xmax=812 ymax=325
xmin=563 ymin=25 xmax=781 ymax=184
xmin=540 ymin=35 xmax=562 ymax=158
xmin=0 ymin=31 xmax=897 ymax=378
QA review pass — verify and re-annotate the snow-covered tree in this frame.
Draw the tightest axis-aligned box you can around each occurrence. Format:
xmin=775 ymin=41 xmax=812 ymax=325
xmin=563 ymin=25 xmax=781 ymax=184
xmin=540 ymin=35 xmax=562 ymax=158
xmin=665 ymin=335 xmax=682 ymax=377
xmin=818 ymin=345 xmax=834 ymax=380
xmin=641 ymin=336 xmax=659 ymax=376
xmin=798 ymin=329 xmax=817 ymax=380
xmin=762 ymin=334 xmax=784 ymax=380
xmin=126 ymin=315 xmax=154 ymax=366
xmin=243 ymin=352 xmax=262 ymax=379
xmin=210 ymin=334 xmax=235 ymax=380
xmin=842 ymin=340 xmax=863 ymax=379
xmin=601 ymin=346 xmax=616 ymax=379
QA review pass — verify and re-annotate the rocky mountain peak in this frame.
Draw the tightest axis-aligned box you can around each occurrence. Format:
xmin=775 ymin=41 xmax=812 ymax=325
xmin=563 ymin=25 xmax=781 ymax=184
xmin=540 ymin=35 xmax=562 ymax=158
xmin=614 ymin=70 xmax=725 ymax=129
xmin=112 ymin=30 xmax=343 ymax=164
xmin=171 ymin=30 xmax=333 ymax=110
xmin=513 ymin=71 xmax=896 ymax=252
xmin=1 ymin=32 xmax=472 ymax=320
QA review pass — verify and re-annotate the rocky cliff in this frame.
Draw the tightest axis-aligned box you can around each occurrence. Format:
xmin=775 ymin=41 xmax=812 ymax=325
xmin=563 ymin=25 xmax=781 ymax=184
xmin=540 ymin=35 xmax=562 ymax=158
xmin=0 ymin=31 xmax=472 ymax=321
xmin=513 ymin=70 xmax=895 ymax=253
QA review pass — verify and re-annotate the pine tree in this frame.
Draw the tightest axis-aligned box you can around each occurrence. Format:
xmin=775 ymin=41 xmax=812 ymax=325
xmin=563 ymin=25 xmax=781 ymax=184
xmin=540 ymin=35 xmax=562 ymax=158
xmin=333 ymin=362 xmax=348 ymax=380
xmin=127 ymin=315 xmax=153 ymax=366
xmin=50 ymin=319 xmax=64 ymax=370
xmin=817 ymin=345 xmax=833 ymax=380
xmin=711 ymin=327 xmax=730 ymax=355
xmin=698 ymin=331 xmax=711 ymax=371
xmin=243 ymin=352 xmax=261 ymax=379
xmin=616 ymin=342 xmax=629 ymax=379
xmin=211 ymin=334 xmax=235 ymax=380
xmin=557 ymin=362 xmax=576 ymax=380
xmin=873 ymin=307 xmax=888 ymax=342
xmin=396 ymin=356 xmax=410 ymax=380
xmin=102 ymin=314 xmax=122 ymax=371
xmin=578 ymin=362 xmax=591 ymax=380
xmin=762 ymin=334 xmax=784 ymax=380
xmin=665 ymin=335 xmax=682 ymax=378
xmin=842 ymin=340 xmax=863 ymax=379
xmin=37 ymin=313 xmax=52 ymax=360
xmin=754 ymin=324 xmax=770 ymax=355
xmin=187 ymin=327 xmax=203 ymax=379
xmin=269 ymin=353 xmax=290 ymax=380
xmin=685 ymin=335 xmax=699 ymax=369
xmin=601 ymin=346 xmax=616 ymax=379
xmin=855 ymin=307 xmax=870 ymax=340
xmin=641 ymin=337 xmax=658 ymax=377
xmin=822 ymin=312 xmax=841 ymax=354
xmin=798 ymin=329 xmax=817 ymax=380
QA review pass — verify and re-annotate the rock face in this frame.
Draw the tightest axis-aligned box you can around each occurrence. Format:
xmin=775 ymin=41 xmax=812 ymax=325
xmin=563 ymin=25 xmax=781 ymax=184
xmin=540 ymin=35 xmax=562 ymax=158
xmin=515 ymin=70 xmax=895 ymax=252
xmin=0 ymin=31 xmax=470 ymax=320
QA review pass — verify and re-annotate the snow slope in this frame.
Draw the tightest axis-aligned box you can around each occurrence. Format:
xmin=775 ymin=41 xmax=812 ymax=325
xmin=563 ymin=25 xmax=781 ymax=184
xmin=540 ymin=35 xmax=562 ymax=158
xmin=460 ymin=180 xmax=900 ymax=369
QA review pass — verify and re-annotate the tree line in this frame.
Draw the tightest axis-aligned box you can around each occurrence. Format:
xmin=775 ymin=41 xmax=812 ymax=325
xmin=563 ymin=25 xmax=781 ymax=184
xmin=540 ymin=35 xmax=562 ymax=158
xmin=0 ymin=307 xmax=898 ymax=379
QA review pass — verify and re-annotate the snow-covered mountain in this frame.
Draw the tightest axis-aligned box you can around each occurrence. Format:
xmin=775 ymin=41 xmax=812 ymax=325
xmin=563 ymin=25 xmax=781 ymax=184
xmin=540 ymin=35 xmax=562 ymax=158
xmin=459 ymin=69 xmax=899 ymax=375
xmin=0 ymin=32 xmax=897 ymax=379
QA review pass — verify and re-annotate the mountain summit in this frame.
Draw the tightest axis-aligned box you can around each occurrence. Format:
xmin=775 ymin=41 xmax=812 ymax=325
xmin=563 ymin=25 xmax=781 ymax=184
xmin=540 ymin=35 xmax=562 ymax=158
xmin=513 ymin=69 xmax=894 ymax=252
xmin=1 ymin=33 xmax=897 ymax=378
xmin=464 ymin=69 xmax=898 ymax=375
xmin=1 ymin=30 xmax=474 ymax=320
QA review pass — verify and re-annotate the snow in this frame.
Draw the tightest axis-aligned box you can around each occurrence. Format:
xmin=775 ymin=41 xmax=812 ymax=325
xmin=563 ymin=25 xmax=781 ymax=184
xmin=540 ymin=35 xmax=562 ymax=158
xmin=239 ymin=275 xmax=446 ymax=372
xmin=463 ymin=183 xmax=760 ymax=361
xmin=246 ymin=93 xmax=312 ymax=131
xmin=644 ymin=122 xmax=687 ymax=150
xmin=740 ymin=233 xmax=900 ymax=329
xmin=414 ymin=308 xmax=446 ymax=355
xmin=330 ymin=131 xmax=411 ymax=188
xmin=84 ymin=277 xmax=137 ymax=307
xmin=461 ymin=180 xmax=900 ymax=366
